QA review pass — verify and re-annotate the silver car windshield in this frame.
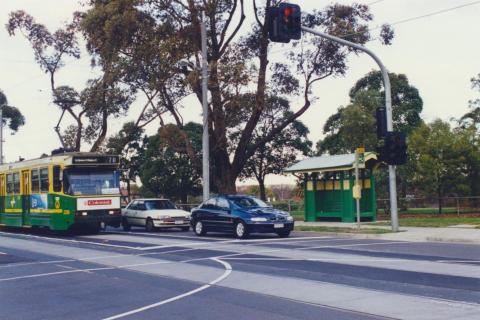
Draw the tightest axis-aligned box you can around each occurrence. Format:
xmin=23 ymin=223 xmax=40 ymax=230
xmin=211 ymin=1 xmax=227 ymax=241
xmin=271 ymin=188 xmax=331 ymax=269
xmin=145 ymin=200 xmax=176 ymax=210
xmin=231 ymin=197 xmax=270 ymax=209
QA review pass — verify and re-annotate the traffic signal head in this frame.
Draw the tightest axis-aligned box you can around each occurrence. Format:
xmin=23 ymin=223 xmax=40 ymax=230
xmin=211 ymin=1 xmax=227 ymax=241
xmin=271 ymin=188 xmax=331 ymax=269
xmin=377 ymin=131 xmax=408 ymax=166
xmin=268 ymin=3 xmax=301 ymax=43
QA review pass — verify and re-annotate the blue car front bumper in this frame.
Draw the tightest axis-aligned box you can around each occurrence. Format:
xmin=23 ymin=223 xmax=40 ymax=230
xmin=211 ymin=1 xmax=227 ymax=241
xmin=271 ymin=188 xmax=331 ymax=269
xmin=247 ymin=221 xmax=294 ymax=233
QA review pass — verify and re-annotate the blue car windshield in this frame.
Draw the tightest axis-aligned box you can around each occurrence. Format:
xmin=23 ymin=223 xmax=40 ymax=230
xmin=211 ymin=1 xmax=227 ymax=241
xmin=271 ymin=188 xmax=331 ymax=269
xmin=65 ymin=169 xmax=120 ymax=196
xmin=231 ymin=197 xmax=270 ymax=209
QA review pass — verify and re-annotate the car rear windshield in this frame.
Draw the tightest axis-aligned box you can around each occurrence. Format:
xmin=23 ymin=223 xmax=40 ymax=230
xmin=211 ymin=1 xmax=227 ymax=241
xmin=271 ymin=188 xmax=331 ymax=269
xmin=231 ymin=197 xmax=270 ymax=209
xmin=145 ymin=200 xmax=176 ymax=210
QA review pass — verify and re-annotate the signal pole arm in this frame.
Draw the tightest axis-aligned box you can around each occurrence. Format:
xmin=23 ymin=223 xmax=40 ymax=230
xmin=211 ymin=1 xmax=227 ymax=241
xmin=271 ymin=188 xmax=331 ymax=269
xmin=301 ymin=26 xmax=399 ymax=232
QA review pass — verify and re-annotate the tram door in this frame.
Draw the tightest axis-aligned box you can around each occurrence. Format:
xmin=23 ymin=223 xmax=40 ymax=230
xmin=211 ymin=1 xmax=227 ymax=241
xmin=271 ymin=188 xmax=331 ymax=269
xmin=22 ymin=170 xmax=30 ymax=225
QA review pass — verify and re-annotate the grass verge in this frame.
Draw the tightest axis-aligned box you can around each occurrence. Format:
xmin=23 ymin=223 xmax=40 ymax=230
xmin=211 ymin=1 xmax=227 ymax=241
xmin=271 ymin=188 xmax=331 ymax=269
xmin=295 ymin=225 xmax=393 ymax=234
xmin=374 ymin=217 xmax=480 ymax=228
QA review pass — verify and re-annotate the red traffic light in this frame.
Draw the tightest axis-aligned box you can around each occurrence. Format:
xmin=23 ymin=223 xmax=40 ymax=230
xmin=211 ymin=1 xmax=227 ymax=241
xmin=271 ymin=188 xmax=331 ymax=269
xmin=283 ymin=6 xmax=294 ymax=17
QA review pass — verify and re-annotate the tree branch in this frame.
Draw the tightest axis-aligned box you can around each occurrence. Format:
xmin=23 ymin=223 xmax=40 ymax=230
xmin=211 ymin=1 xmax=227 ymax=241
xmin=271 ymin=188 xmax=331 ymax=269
xmin=219 ymin=0 xmax=245 ymax=57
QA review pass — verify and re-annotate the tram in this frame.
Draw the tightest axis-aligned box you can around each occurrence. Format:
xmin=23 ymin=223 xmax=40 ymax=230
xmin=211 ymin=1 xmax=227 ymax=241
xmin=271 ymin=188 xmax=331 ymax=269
xmin=0 ymin=152 xmax=122 ymax=232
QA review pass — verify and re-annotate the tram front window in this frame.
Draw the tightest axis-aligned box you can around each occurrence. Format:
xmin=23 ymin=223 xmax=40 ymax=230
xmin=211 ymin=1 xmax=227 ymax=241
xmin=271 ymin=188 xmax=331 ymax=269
xmin=64 ymin=169 xmax=120 ymax=196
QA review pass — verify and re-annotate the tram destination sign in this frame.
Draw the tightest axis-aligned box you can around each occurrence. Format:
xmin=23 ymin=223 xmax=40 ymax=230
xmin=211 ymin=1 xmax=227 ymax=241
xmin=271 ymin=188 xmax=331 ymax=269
xmin=72 ymin=155 xmax=119 ymax=165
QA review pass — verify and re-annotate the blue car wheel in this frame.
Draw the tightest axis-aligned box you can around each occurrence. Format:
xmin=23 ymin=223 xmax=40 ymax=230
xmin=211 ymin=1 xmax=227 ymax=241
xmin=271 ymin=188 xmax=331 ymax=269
xmin=194 ymin=220 xmax=207 ymax=236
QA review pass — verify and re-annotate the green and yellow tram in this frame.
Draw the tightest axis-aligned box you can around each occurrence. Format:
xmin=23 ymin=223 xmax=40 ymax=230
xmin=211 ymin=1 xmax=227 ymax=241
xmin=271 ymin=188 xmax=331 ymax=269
xmin=0 ymin=152 xmax=122 ymax=232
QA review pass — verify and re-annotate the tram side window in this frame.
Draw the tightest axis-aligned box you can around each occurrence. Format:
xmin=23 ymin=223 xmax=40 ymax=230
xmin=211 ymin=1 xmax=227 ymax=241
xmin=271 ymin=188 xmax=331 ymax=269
xmin=40 ymin=168 xmax=49 ymax=192
xmin=6 ymin=174 xmax=13 ymax=194
xmin=31 ymin=169 xmax=40 ymax=193
xmin=13 ymin=173 xmax=20 ymax=194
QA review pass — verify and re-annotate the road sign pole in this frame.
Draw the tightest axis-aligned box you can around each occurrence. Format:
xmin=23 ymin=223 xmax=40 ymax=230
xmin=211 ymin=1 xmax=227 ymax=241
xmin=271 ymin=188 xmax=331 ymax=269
xmin=201 ymin=11 xmax=210 ymax=201
xmin=301 ymin=26 xmax=399 ymax=231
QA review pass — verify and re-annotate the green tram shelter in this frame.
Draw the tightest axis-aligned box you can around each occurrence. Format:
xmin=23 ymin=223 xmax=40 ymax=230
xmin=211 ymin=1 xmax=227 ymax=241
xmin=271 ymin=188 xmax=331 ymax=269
xmin=285 ymin=153 xmax=377 ymax=222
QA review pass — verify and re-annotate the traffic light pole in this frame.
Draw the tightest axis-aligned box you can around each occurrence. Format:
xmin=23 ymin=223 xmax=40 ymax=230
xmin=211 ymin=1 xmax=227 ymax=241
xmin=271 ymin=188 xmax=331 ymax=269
xmin=201 ymin=12 xmax=210 ymax=201
xmin=301 ymin=26 xmax=399 ymax=232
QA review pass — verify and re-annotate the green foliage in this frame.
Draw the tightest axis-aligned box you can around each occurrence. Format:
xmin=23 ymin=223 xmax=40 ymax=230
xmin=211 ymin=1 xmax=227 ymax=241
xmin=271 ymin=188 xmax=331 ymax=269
xmin=408 ymin=120 xmax=473 ymax=212
xmin=138 ymin=122 xmax=203 ymax=202
xmin=106 ymin=121 xmax=145 ymax=185
xmin=318 ymin=71 xmax=423 ymax=155
xmin=237 ymin=95 xmax=312 ymax=200
xmin=0 ymin=90 xmax=25 ymax=133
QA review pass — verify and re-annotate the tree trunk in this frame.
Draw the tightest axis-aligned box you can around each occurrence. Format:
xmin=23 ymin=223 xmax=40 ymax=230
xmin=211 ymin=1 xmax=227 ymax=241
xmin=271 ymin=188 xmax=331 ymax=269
xmin=216 ymin=176 xmax=237 ymax=195
xmin=90 ymin=109 xmax=108 ymax=152
xmin=126 ymin=179 xmax=131 ymax=203
xmin=438 ymin=183 xmax=443 ymax=214
xmin=259 ymin=177 xmax=266 ymax=201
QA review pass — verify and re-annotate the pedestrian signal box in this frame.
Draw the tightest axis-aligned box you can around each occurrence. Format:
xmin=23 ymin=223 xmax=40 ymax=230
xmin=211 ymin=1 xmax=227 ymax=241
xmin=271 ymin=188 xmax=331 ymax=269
xmin=378 ymin=131 xmax=407 ymax=165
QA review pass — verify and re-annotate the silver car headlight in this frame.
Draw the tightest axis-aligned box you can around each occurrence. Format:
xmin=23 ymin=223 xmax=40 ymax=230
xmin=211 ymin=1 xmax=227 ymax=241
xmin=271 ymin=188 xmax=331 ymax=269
xmin=286 ymin=216 xmax=294 ymax=221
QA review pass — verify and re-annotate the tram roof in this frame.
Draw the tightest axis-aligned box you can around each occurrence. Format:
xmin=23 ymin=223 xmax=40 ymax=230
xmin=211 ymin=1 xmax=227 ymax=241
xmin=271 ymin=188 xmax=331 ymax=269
xmin=0 ymin=152 xmax=119 ymax=171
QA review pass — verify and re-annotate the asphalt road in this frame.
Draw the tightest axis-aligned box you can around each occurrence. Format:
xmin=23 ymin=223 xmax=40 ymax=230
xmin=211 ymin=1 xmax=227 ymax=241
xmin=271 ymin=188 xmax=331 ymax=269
xmin=0 ymin=227 xmax=479 ymax=320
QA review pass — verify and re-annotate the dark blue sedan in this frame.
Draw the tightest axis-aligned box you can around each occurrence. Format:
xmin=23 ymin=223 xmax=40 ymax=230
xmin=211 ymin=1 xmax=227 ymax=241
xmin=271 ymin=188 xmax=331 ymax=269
xmin=191 ymin=195 xmax=294 ymax=238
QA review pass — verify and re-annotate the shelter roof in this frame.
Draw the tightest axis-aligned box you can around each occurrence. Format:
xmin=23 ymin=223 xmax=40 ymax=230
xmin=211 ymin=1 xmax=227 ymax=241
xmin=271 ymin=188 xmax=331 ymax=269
xmin=284 ymin=152 xmax=377 ymax=173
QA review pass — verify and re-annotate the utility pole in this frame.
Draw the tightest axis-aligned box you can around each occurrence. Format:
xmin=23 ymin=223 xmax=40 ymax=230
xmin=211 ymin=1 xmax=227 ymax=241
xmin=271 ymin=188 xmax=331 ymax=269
xmin=301 ymin=26 xmax=399 ymax=232
xmin=200 ymin=11 xmax=210 ymax=201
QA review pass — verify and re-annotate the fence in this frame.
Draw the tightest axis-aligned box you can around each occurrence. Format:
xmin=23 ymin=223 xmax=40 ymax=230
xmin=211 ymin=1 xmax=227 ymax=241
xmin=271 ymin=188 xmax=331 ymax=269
xmin=377 ymin=196 xmax=480 ymax=215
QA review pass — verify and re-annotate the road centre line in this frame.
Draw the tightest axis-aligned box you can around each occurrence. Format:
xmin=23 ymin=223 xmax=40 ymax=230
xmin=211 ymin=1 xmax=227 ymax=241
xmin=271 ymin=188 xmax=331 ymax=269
xmin=106 ymin=230 xmax=234 ymax=241
xmin=0 ymin=254 xmax=224 ymax=282
xmin=200 ymin=241 xmax=412 ymax=262
xmin=0 ymin=229 xmax=348 ymax=253
xmin=0 ymin=231 xmax=142 ymax=250
xmin=222 ymin=257 xmax=416 ymax=263
xmin=102 ymin=258 xmax=232 ymax=320
xmin=0 ymin=266 xmax=114 ymax=282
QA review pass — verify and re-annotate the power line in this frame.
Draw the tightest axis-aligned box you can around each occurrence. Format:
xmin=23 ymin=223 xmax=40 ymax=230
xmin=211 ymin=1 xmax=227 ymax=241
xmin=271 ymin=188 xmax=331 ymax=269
xmin=388 ymin=0 xmax=480 ymax=27
xmin=367 ymin=0 xmax=389 ymax=6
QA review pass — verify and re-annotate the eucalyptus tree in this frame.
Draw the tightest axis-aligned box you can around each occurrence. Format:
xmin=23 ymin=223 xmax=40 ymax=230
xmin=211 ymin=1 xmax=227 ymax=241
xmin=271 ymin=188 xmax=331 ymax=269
xmin=0 ymin=90 xmax=25 ymax=133
xmin=79 ymin=0 xmax=393 ymax=193
xmin=7 ymin=11 xmax=132 ymax=151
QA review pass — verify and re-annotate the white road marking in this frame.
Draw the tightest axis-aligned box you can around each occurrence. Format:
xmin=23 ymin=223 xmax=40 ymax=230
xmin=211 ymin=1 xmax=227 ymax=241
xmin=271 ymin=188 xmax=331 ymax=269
xmin=222 ymin=257 xmax=413 ymax=263
xmin=102 ymin=258 xmax=233 ymax=320
xmin=299 ymin=241 xmax=406 ymax=250
xmin=0 ymin=231 xmax=142 ymax=250
xmin=0 ymin=252 xmax=6 ymax=255
xmin=436 ymin=260 xmax=480 ymax=264
xmin=135 ymin=235 xmax=334 ymax=251
xmin=0 ymin=267 xmax=114 ymax=282
xmin=106 ymin=230 xmax=233 ymax=241
xmin=208 ymin=241 xmax=407 ymax=261
xmin=245 ymin=237 xmax=364 ymax=246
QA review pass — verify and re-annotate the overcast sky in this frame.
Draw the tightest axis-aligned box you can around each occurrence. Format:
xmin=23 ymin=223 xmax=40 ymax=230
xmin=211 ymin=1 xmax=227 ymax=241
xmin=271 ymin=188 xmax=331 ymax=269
xmin=0 ymin=0 xmax=479 ymax=186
